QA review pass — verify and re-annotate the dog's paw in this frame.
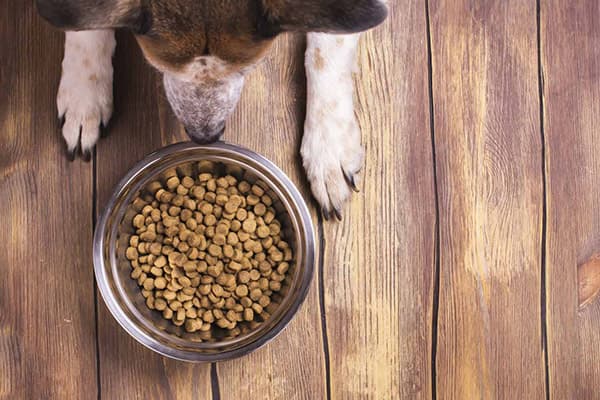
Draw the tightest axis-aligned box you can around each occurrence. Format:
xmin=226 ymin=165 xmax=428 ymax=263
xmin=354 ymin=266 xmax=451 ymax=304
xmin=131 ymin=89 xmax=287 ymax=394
xmin=58 ymin=30 xmax=115 ymax=161
xmin=301 ymin=116 xmax=363 ymax=220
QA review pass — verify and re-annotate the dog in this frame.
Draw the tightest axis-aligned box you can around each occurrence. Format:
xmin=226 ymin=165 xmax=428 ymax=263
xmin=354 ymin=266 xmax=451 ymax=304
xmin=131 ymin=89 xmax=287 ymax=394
xmin=36 ymin=0 xmax=388 ymax=219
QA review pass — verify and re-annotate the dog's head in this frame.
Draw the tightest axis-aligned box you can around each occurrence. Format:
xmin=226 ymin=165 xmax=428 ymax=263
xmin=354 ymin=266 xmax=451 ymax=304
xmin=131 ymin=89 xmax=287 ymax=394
xmin=37 ymin=0 xmax=388 ymax=143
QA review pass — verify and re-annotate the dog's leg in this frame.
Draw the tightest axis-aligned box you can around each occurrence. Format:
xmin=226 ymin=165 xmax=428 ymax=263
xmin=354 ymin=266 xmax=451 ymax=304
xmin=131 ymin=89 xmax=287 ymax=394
xmin=302 ymin=32 xmax=363 ymax=220
xmin=58 ymin=30 xmax=115 ymax=160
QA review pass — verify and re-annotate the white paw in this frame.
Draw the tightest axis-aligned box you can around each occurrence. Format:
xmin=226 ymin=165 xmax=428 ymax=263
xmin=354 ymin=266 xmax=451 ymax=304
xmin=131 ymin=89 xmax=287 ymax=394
xmin=58 ymin=30 xmax=115 ymax=160
xmin=301 ymin=114 xmax=363 ymax=220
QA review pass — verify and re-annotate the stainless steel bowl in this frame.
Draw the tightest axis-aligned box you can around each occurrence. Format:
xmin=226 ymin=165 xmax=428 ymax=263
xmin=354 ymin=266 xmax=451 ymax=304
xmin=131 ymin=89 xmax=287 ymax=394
xmin=93 ymin=142 xmax=315 ymax=362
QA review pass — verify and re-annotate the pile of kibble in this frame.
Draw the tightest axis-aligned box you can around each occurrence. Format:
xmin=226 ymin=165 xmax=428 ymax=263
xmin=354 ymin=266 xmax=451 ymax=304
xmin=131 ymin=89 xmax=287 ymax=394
xmin=125 ymin=169 xmax=292 ymax=339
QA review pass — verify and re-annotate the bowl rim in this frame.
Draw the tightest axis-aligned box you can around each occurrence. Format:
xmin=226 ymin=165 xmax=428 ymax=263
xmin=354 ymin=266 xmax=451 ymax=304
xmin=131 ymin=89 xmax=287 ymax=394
xmin=93 ymin=141 xmax=316 ymax=362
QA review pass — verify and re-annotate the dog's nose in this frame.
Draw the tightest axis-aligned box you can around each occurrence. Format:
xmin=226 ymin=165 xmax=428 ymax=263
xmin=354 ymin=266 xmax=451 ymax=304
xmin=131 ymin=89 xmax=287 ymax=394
xmin=185 ymin=124 xmax=225 ymax=145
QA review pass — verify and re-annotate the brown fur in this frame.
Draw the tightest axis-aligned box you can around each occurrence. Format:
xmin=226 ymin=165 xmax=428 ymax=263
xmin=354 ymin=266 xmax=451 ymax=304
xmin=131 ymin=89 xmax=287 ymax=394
xmin=136 ymin=0 xmax=276 ymax=74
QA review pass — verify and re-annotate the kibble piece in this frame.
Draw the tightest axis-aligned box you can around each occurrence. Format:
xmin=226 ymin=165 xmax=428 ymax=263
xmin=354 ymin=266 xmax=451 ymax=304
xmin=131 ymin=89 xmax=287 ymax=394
xmin=226 ymin=219 xmax=240 ymax=232
xmin=207 ymin=263 xmax=223 ymax=277
xmin=154 ymin=255 xmax=167 ymax=268
xmin=246 ymin=195 xmax=260 ymax=206
xmin=181 ymin=176 xmax=195 ymax=189
xmin=163 ymin=308 xmax=174 ymax=320
xmin=216 ymin=194 xmax=228 ymax=206
xmin=163 ymin=290 xmax=176 ymax=301
xmin=125 ymin=247 xmax=138 ymax=261
xmin=154 ymin=277 xmax=167 ymax=289
xmin=213 ymin=234 xmax=226 ymax=246
xmin=254 ymin=203 xmax=267 ymax=217
xmin=176 ymin=308 xmax=186 ymax=322
xmin=256 ymin=226 xmax=270 ymax=239
xmin=133 ymin=214 xmax=145 ymax=228
xmin=250 ymin=288 xmax=262 ymax=301
xmin=269 ymin=223 xmax=281 ymax=235
xmin=129 ymin=235 xmax=140 ymax=248
xmin=208 ymin=244 xmax=222 ymax=257
xmin=251 ymin=184 xmax=265 ymax=197
xmin=166 ymin=176 xmax=180 ymax=191
xmin=251 ymin=303 xmax=263 ymax=314
xmin=249 ymin=269 xmax=261 ymax=281
xmin=238 ymin=270 xmax=251 ymax=284
xmin=199 ymin=202 xmax=213 ymax=215
xmin=238 ymin=231 xmax=250 ymax=242
xmin=261 ymin=194 xmax=273 ymax=206
xmin=242 ymin=218 xmax=257 ymax=233
xmin=223 ymin=245 xmax=235 ymax=259
xmin=178 ymin=276 xmax=192 ymax=287
xmin=240 ymin=297 xmax=252 ymax=308
xmin=238 ymin=181 xmax=251 ymax=193
xmin=131 ymin=267 xmax=142 ymax=280
xmin=212 ymin=284 xmax=225 ymax=297
xmin=154 ymin=298 xmax=167 ymax=311
xmin=235 ymin=285 xmax=249 ymax=297
xmin=142 ymin=278 xmax=155 ymax=290
xmin=204 ymin=214 xmax=217 ymax=226
xmin=224 ymin=198 xmax=241 ymax=214
xmin=277 ymin=262 xmax=289 ymax=275
xmin=258 ymin=295 xmax=271 ymax=307
xmin=243 ymin=308 xmax=254 ymax=321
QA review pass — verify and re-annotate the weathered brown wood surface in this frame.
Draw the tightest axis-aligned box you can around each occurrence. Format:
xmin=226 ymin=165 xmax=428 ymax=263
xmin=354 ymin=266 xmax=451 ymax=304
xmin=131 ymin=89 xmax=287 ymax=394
xmin=429 ymin=0 xmax=547 ymax=398
xmin=3 ymin=0 xmax=600 ymax=399
xmin=0 ymin=2 xmax=98 ymax=399
xmin=322 ymin=0 xmax=436 ymax=398
xmin=542 ymin=1 xmax=600 ymax=399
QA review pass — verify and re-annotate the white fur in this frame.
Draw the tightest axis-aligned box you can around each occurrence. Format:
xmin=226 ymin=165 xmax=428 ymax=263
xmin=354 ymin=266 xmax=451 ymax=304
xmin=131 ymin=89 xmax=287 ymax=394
xmin=302 ymin=33 xmax=363 ymax=218
xmin=58 ymin=29 xmax=115 ymax=154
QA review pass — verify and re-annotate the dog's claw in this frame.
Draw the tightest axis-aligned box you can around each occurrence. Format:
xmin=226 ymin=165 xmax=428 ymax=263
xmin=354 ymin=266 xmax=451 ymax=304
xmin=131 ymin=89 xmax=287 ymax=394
xmin=322 ymin=207 xmax=331 ymax=221
xmin=100 ymin=122 xmax=109 ymax=139
xmin=64 ymin=138 xmax=78 ymax=162
xmin=66 ymin=148 xmax=76 ymax=162
xmin=342 ymin=167 xmax=360 ymax=193
xmin=333 ymin=206 xmax=343 ymax=221
xmin=81 ymin=149 xmax=92 ymax=162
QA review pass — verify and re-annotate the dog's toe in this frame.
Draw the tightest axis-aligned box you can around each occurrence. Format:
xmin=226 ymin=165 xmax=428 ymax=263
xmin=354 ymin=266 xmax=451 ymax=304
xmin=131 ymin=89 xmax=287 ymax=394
xmin=60 ymin=112 xmax=102 ymax=161
xmin=80 ymin=117 xmax=101 ymax=154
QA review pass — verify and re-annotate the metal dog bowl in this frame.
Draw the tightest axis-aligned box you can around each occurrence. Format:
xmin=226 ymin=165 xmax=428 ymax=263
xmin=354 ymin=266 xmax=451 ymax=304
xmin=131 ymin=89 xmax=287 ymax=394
xmin=93 ymin=141 xmax=315 ymax=362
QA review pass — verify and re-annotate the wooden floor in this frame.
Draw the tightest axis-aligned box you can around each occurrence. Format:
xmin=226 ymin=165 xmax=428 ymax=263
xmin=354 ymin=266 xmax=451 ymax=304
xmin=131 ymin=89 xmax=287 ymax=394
xmin=3 ymin=0 xmax=600 ymax=399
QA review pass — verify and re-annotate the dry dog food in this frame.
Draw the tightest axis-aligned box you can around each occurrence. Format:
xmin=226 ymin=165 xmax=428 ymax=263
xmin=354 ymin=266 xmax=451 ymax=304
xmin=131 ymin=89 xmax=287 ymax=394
xmin=125 ymin=168 xmax=293 ymax=340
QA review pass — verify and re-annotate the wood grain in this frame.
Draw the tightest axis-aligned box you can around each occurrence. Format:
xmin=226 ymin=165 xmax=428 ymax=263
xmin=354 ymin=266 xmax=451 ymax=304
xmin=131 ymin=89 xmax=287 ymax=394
xmin=95 ymin=32 xmax=211 ymax=400
xmin=321 ymin=1 xmax=436 ymax=398
xmin=429 ymin=0 xmax=546 ymax=398
xmin=542 ymin=1 xmax=600 ymax=398
xmin=215 ymin=33 xmax=328 ymax=400
xmin=0 ymin=1 xmax=97 ymax=399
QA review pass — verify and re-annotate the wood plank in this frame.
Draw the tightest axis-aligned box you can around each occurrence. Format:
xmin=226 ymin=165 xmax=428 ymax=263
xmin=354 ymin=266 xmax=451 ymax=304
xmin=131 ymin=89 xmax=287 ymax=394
xmin=0 ymin=1 xmax=97 ymax=399
xmin=429 ymin=0 xmax=546 ymax=397
xmin=95 ymin=32 xmax=211 ymax=399
xmin=541 ymin=1 xmax=600 ymax=398
xmin=321 ymin=1 xmax=436 ymax=398
xmin=216 ymin=34 xmax=328 ymax=400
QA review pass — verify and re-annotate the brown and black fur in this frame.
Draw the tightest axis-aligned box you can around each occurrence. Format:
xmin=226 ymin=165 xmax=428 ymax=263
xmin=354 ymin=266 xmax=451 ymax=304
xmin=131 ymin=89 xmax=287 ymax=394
xmin=37 ymin=0 xmax=387 ymax=72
